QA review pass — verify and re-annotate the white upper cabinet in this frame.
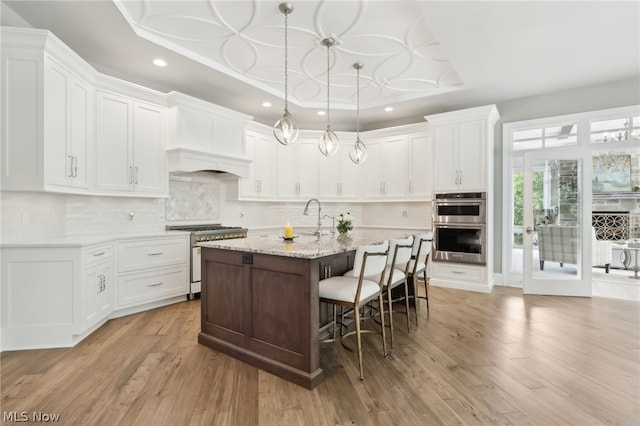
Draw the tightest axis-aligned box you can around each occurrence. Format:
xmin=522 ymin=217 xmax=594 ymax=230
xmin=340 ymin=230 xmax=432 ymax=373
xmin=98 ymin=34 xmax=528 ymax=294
xmin=1 ymin=30 xmax=94 ymax=193
xmin=359 ymin=135 xmax=408 ymax=199
xmin=276 ymin=137 xmax=318 ymax=200
xmin=318 ymin=141 xmax=359 ymax=200
xmin=238 ymin=128 xmax=276 ymax=199
xmin=45 ymin=57 xmax=92 ymax=191
xmin=407 ymin=132 xmax=433 ymax=199
xmin=427 ymin=105 xmax=500 ymax=193
xmin=95 ymin=90 xmax=167 ymax=196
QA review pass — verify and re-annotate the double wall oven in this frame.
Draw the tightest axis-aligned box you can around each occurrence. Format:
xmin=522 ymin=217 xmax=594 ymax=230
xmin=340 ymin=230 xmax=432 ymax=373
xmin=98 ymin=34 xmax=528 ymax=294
xmin=433 ymin=192 xmax=486 ymax=265
xmin=165 ymin=224 xmax=247 ymax=298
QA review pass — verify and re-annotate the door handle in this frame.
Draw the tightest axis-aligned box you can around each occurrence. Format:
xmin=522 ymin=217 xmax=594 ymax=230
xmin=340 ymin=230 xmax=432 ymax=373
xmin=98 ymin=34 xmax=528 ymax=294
xmin=525 ymin=226 xmax=534 ymax=234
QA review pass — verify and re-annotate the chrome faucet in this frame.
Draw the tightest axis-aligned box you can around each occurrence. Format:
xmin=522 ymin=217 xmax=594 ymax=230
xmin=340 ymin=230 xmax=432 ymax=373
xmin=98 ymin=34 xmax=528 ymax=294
xmin=303 ymin=198 xmax=322 ymax=236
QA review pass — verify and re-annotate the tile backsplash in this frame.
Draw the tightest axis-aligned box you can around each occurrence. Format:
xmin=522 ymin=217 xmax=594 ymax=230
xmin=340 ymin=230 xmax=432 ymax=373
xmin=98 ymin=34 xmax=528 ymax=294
xmin=166 ymin=175 xmax=220 ymax=221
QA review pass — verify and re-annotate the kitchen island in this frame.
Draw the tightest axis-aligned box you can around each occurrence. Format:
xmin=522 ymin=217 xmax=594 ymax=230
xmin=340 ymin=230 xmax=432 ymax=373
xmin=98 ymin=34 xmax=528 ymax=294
xmin=197 ymin=229 xmax=418 ymax=389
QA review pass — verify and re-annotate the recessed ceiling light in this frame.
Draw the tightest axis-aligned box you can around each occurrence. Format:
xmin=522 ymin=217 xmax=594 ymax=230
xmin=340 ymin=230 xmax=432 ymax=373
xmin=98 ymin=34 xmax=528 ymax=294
xmin=384 ymin=106 xmax=394 ymax=112
xmin=152 ymin=58 xmax=167 ymax=67
xmin=262 ymin=101 xmax=272 ymax=108
xmin=317 ymin=111 xmax=326 ymax=116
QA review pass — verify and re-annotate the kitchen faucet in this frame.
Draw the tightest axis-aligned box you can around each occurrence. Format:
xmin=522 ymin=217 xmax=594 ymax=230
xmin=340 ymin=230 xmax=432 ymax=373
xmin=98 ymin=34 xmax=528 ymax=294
xmin=303 ymin=198 xmax=322 ymax=236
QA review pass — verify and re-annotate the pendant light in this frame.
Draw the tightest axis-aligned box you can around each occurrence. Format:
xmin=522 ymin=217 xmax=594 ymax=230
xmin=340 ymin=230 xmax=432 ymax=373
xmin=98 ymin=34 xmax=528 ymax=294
xmin=273 ymin=3 xmax=298 ymax=146
xmin=349 ymin=63 xmax=367 ymax=164
xmin=318 ymin=38 xmax=339 ymax=157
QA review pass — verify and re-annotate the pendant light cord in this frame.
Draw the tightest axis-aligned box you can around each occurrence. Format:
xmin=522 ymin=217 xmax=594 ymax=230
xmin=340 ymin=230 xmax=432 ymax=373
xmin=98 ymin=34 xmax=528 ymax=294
xmin=356 ymin=65 xmax=360 ymax=137
xmin=284 ymin=11 xmax=289 ymax=112
xmin=326 ymin=41 xmax=331 ymax=130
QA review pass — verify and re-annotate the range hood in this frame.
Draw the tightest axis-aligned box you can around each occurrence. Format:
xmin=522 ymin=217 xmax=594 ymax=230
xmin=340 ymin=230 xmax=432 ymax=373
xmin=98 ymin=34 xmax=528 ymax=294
xmin=167 ymin=148 xmax=251 ymax=178
xmin=166 ymin=91 xmax=253 ymax=178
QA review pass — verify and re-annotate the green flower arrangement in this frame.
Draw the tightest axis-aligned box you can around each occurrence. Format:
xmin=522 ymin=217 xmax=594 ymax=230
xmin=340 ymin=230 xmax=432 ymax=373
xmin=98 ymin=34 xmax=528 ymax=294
xmin=336 ymin=212 xmax=353 ymax=234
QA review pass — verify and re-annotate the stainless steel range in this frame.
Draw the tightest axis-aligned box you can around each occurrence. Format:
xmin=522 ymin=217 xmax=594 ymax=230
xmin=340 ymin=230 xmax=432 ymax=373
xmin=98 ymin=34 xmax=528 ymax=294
xmin=165 ymin=224 xmax=247 ymax=298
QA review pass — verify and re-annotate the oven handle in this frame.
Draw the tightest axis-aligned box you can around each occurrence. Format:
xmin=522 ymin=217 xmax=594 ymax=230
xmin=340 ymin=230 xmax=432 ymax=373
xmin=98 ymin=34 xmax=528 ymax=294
xmin=433 ymin=200 xmax=486 ymax=205
xmin=433 ymin=223 xmax=486 ymax=229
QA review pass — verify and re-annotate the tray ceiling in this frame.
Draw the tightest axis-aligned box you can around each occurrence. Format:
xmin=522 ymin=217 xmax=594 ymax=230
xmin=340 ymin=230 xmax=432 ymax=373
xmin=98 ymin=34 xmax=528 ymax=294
xmin=114 ymin=0 xmax=463 ymax=111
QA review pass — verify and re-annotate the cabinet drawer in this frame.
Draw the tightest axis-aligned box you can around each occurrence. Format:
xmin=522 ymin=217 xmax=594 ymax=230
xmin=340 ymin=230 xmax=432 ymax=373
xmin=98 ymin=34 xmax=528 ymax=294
xmin=117 ymin=267 xmax=188 ymax=308
xmin=117 ymin=237 xmax=188 ymax=273
xmin=432 ymin=262 xmax=484 ymax=282
xmin=83 ymin=243 xmax=113 ymax=267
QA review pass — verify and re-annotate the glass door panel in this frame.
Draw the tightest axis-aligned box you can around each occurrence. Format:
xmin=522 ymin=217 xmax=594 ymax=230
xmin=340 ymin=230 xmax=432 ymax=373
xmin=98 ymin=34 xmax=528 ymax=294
xmin=522 ymin=150 xmax=591 ymax=296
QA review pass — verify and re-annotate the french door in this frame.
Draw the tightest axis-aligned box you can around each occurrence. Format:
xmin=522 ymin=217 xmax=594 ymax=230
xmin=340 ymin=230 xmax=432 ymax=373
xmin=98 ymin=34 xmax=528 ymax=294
xmin=522 ymin=149 xmax=592 ymax=296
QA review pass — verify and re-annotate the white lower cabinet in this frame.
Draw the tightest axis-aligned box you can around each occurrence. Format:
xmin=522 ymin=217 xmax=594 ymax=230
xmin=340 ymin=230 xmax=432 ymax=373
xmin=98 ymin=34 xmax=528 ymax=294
xmin=78 ymin=243 xmax=114 ymax=334
xmin=0 ymin=234 xmax=189 ymax=351
xmin=117 ymin=268 xmax=187 ymax=308
xmin=430 ymin=262 xmax=491 ymax=293
xmin=115 ymin=236 xmax=189 ymax=309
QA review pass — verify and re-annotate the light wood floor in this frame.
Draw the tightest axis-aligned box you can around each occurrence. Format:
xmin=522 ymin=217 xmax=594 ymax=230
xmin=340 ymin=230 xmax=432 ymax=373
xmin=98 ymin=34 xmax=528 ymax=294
xmin=1 ymin=286 xmax=639 ymax=425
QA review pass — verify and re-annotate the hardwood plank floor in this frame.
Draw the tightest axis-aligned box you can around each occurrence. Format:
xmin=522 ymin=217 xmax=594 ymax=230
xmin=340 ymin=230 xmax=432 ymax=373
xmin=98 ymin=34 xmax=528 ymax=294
xmin=1 ymin=286 xmax=638 ymax=425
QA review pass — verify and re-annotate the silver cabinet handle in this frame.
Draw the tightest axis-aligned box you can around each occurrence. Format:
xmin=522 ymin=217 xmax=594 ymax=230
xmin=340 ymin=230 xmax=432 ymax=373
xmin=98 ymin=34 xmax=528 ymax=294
xmin=148 ymin=282 xmax=164 ymax=287
xmin=68 ymin=156 xmax=74 ymax=178
xmin=93 ymin=251 xmax=106 ymax=257
xmin=147 ymin=252 xmax=163 ymax=256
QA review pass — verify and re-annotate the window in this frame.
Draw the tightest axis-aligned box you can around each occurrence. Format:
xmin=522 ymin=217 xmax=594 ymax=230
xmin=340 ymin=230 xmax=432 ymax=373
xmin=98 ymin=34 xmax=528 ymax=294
xmin=512 ymin=123 xmax=577 ymax=151
xmin=590 ymin=115 xmax=640 ymax=144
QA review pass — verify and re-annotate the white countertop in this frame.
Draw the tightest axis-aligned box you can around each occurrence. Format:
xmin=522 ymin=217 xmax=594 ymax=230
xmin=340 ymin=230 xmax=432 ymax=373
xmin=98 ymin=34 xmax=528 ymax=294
xmin=0 ymin=230 xmax=191 ymax=248
xmin=197 ymin=229 xmax=422 ymax=259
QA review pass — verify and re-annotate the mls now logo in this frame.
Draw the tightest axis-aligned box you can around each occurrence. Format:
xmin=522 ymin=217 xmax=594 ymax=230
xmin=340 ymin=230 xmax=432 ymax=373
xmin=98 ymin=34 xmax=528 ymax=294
xmin=3 ymin=411 xmax=61 ymax=422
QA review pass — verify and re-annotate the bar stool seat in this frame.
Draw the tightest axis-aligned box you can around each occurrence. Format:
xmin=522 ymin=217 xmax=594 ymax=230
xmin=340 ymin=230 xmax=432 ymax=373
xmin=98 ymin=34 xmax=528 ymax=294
xmin=319 ymin=241 xmax=389 ymax=380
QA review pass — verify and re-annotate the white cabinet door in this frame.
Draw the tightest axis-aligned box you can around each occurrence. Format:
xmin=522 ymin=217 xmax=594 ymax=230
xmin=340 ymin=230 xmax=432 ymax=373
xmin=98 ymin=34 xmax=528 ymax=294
xmin=80 ymin=260 xmax=112 ymax=333
xmin=433 ymin=120 xmax=487 ymax=193
xmin=408 ymin=133 xmax=432 ymax=199
xmin=96 ymin=91 xmax=167 ymax=196
xmin=358 ymin=136 xmax=407 ymax=199
xmin=359 ymin=139 xmax=384 ymax=199
xmin=44 ymin=57 xmax=91 ymax=191
xmin=276 ymin=138 xmax=317 ymax=200
xmin=339 ymin=150 xmax=360 ymax=199
xmin=318 ymin=143 xmax=359 ymax=200
xmin=296 ymin=138 xmax=318 ymax=199
xmin=239 ymin=130 xmax=275 ymax=199
xmin=382 ymin=136 xmax=408 ymax=198
xmin=457 ymin=120 xmax=486 ymax=192
xmin=276 ymin=143 xmax=297 ymax=199
xmin=96 ymin=91 xmax=133 ymax=193
xmin=318 ymin=148 xmax=341 ymax=199
xmin=432 ymin=124 xmax=459 ymax=192
xmin=132 ymin=102 xmax=166 ymax=195
xmin=68 ymin=78 xmax=91 ymax=190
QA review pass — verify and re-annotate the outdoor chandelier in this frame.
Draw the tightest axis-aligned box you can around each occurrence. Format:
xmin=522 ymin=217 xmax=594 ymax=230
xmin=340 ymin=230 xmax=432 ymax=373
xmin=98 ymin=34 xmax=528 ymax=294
xmin=349 ymin=62 xmax=367 ymax=164
xmin=273 ymin=3 xmax=298 ymax=146
xmin=318 ymin=37 xmax=339 ymax=157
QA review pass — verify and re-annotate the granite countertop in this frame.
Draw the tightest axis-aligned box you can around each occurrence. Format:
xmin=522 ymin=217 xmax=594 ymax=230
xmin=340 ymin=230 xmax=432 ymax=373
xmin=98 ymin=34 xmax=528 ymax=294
xmin=197 ymin=229 xmax=423 ymax=259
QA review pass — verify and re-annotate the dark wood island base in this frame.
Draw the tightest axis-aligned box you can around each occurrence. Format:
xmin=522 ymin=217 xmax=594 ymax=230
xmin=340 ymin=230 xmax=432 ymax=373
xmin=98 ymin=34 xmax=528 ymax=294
xmin=198 ymin=246 xmax=353 ymax=389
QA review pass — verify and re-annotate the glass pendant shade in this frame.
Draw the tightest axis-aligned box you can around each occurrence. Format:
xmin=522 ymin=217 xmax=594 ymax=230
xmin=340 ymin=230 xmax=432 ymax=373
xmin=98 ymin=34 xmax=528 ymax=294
xmin=349 ymin=136 xmax=367 ymax=164
xmin=273 ymin=3 xmax=298 ymax=146
xmin=319 ymin=38 xmax=339 ymax=157
xmin=350 ymin=62 xmax=366 ymax=164
xmin=274 ymin=109 xmax=299 ymax=145
xmin=319 ymin=126 xmax=339 ymax=156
